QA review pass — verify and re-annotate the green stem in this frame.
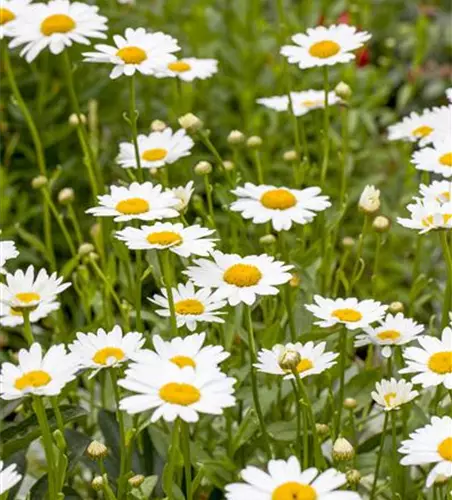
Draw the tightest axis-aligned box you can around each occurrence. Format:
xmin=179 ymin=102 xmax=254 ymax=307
xmin=439 ymin=231 xmax=452 ymax=328
xmin=110 ymin=369 xmax=127 ymax=500
xmin=279 ymin=232 xmax=296 ymax=342
xmin=160 ymin=251 xmax=178 ymax=336
xmin=253 ymin=150 xmax=264 ymax=184
xmin=340 ymin=105 xmax=349 ymax=207
xmin=51 ymin=397 xmax=65 ymax=437
xmin=371 ymin=232 xmax=382 ymax=296
xmin=181 ymin=421 xmax=193 ymax=500
xmin=198 ymin=131 xmax=225 ymax=169
xmin=203 ymin=174 xmax=216 ymax=229
xmin=135 ymin=250 xmax=143 ymax=331
xmin=391 ymin=411 xmax=398 ymax=499
xmin=67 ymin=203 xmax=83 ymax=246
xmin=166 ymin=419 xmax=181 ymax=500
xmin=370 ymin=412 xmax=389 ymax=500
xmin=290 ymin=378 xmax=303 ymax=463
xmin=22 ymin=310 xmax=34 ymax=346
xmin=335 ymin=327 xmax=347 ymax=437
xmin=128 ymin=74 xmax=144 ymax=183
xmin=320 ymin=66 xmax=330 ymax=187
xmin=351 ymin=215 xmax=370 ymax=290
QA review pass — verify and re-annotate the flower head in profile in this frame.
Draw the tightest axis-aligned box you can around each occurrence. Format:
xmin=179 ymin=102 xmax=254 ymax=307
xmin=0 ymin=460 xmax=22 ymax=495
xmin=225 ymin=456 xmax=360 ymax=500
xmin=117 ymin=128 xmax=193 ymax=169
xmin=184 ymin=251 xmax=293 ymax=306
xmin=0 ymin=343 xmax=78 ymax=400
xmin=419 ymin=180 xmax=452 ymax=205
xmin=255 ymin=341 xmax=338 ymax=380
xmin=354 ymin=313 xmax=424 ymax=358
xmin=69 ymin=325 xmax=145 ymax=375
xmin=400 ymin=326 xmax=452 ymax=389
xmin=86 ymin=182 xmax=179 ymax=222
xmin=160 ymin=57 xmax=218 ymax=81
xmin=8 ymin=0 xmax=108 ymax=62
xmin=0 ymin=240 xmax=19 ymax=274
xmin=0 ymin=266 xmax=71 ymax=327
xmin=447 ymin=88 xmax=452 ymax=102
xmin=412 ymin=140 xmax=452 ymax=179
xmin=230 ymin=183 xmax=331 ymax=231
xmin=306 ymin=295 xmax=387 ymax=330
xmin=0 ymin=0 xmax=31 ymax=39
xmin=167 ymin=181 xmax=194 ymax=212
xmin=397 ymin=198 xmax=452 ymax=233
xmin=371 ymin=378 xmax=418 ymax=411
xmin=83 ymin=27 xmax=179 ymax=79
xmin=281 ymin=24 xmax=371 ymax=69
xmin=119 ymin=362 xmax=235 ymax=422
xmin=399 ymin=416 xmax=452 ymax=487
xmin=149 ymin=281 xmax=226 ymax=331
xmin=358 ymin=185 xmax=380 ymax=214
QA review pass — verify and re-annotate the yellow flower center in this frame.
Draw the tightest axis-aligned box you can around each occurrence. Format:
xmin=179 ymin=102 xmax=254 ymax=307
xmin=439 ymin=153 xmax=452 ymax=167
xmin=170 ymin=355 xmax=196 ymax=368
xmin=174 ymin=299 xmax=205 ymax=315
xmin=159 ymin=382 xmax=201 ymax=405
xmin=141 ymin=148 xmax=168 ymax=162
xmin=0 ymin=7 xmax=15 ymax=24
xmin=15 ymin=292 xmax=40 ymax=303
xmin=296 ymin=358 xmax=313 ymax=373
xmin=146 ymin=231 xmax=182 ymax=246
xmin=331 ymin=308 xmax=362 ymax=322
xmin=428 ymin=351 xmax=452 ymax=374
xmin=308 ymin=40 xmax=341 ymax=59
xmin=437 ymin=437 xmax=452 ymax=461
xmin=41 ymin=14 xmax=76 ymax=36
xmin=376 ymin=329 xmax=401 ymax=342
xmin=439 ymin=192 xmax=451 ymax=202
xmin=168 ymin=61 xmax=191 ymax=72
xmin=115 ymin=197 xmax=150 ymax=215
xmin=260 ymin=189 xmax=297 ymax=210
xmin=272 ymin=482 xmax=317 ymax=500
xmin=223 ymin=263 xmax=262 ymax=287
xmin=412 ymin=125 xmax=433 ymax=138
xmin=421 ymin=215 xmax=434 ymax=227
xmin=301 ymin=100 xmax=322 ymax=108
xmin=14 ymin=370 xmax=52 ymax=390
xmin=384 ymin=392 xmax=397 ymax=406
xmin=444 ymin=214 xmax=452 ymax=224
xmin=92 ymin=347 xmax=125 ymax=365
xmin=116 ymin=46 xmax=147 ymax=64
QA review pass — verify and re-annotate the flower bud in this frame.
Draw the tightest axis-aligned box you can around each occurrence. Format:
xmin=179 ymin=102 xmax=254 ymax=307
xmin=316 ymin=423 xmax=330 ymax=437
xmin=332 ymin=437 xmax=355 ymax=462
xmin=58 ymin=187 xmax=75 ymax=205
xmin=343 ymin=398 xmax=357 ymax=410
xmin=346 ymin=469 xmax=361 ymax=486
xmin=151 ymin=119 xmax=166 ymax=132
xmin=259 ymin=234 xmax=276 ymax=246
xmin=289 ymin=274 xmax=300 ymax=288
xmin=335 ymin=81 xmax=352 ymax=100
xmin=227 ymin=130 xmax=245 ymax=145
xmin=434 ymin=474 xmax=449 ymax=485
xmin=91 ymin=476 xmax=104 ymax=491
xmin=90 ymin=223 xmax=101 ymax=239
xmin=359 ymin=185 xmax=380 ymax=214
xmin=194 ymin=161 xmax=212 ymax=176
xmin=223 ymin=160 xmax=235 ymax=171
xmin=388 ymin=301 xmax=404 ymax=314
xmin=88 ymin=252 xmax=99 ymax=262
xmin=69 ymin=113 xmax=86 ymax=126
xmin=342 ymin=236 xmax=355 ymax=248
xmin=178 ymin=113 xmax=203 ymax=133
xmin=86 ymin=440 xmax=108 ymax=460
xmin=32 ymin=175 xmax=48 ymax=189
xmin=246 ymin=135 xmax=263 ymax=149
xmin=278 ymin=349 xmax=301 ymax=372
xmin=128 ymin=474 xmax=145 ymax=488
xmin=373 ymin=215 xmax=390 ymax=232
xmin=78 ymin=243 xmax=95 ymax=257
xmin=283 ymin=150 xmax=299 ymax=162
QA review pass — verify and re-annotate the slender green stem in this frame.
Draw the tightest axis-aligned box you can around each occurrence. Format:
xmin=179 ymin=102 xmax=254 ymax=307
xmin=439 ymin=231 xmax=452 ymax=328
xmin=370 ymin=412 xmax=389 ymax=500
xmin=135 ymin=250 xmax=143 ymax=331
xmin=371 ymin=232 xmax=382 ymax=296
xmin=128 ymin=74 xmax=144 ymax=183
xmin=110 ymin=369 xmax=127 ymax=500
xmin=181 ymin=421 xmax=193 ymax=500
xmin=198 ymin=131 xmax=225 ymax=169
xmin=340 ymin=105 xmax=349 ymax=206
xmin=335 ymin=327 xmax=347 ymax=437
xmin=252 ymin=150 xmax=264 ymax=184
xmin=391 ymin=411 xmax=398 ymax=499
xmin=166 ymin=419 xmax=181 ymax=500
xmin=245 ymin=305 xmax=273 ymax=458
xmin=51 ymin=397 xmax=65 ymax=438
xmin=290 ymin=378 xmax=303 ymax=463
xmin=203 ymin=174 xmax=216 ymax=229
xmin=22 ymin=310 xmax=34 ymax=346
xmin=351 ymin=215 xmax=370 ymax=289
xmin=67 ymin=203 xmax=83 ymax=246
xmin=160 ymin=251 xmax=178 ymax=336
xmin=320 ymin=66 xmax=330 ymax=187
xmin=279 ymin=232 xmax=296 ymax=342
xmin=286 ymin=91 xmax=303 ymax=186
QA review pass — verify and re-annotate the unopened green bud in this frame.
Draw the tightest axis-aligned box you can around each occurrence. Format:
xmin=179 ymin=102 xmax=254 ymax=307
xmin=32 ymin=175 xmax=48 ymax=189
xmin=194 ymin=161 xmax=212 ymax=175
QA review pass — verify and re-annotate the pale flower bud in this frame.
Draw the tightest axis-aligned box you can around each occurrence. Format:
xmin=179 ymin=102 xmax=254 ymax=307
xmin=246 ymin=136 xmax=263 ymax=149
xmin=335 ymin=81 xmax=352 ymax=100
xmin=86 ymin=440 xmax=108 ymax=460
xmin=389 ymin=301 xmax=404 ymax=314
xmin=223 ymin=160 xmax=235 ymax=171
xmin=78 ymin=243 xmax=95 ymax=257
xmin=227 ymin=130 xmax=245 ymax=145
xmin=259 ymin=234 xmax=277 ymax=246
xmin=90 ymin=223 xmax=101 ymax=239
xmin=32 ymin=175 xmax=48 ymax=189
xmin=278 ymin=348 xmax=301 ymax=372
xmin=194 ymin=161 xmax=212 ymax=176
xmin=316 ymin=423 xmax=330 ymax=437
xmin=151 ymin=119 xmax=166 ymax=132
xmin=58 ymin=187 xmax=75 ymax=205
xmin=178 ymin=113 xmax=203 ymax=133
xmin=343 ymin=398 xmax=357 ymax=410
xmin=332 ymin=437 xmax=355 ymax=462
xmin=91 ymin=476 xmax=104 ymax=491
xmin=342 ymin=236 xmax=355 ymax=248
xmin=128 ymin=474 xmax=145 ymax=488
xmin=359 ymin=185 xmax=380 ymax=214
xmin=346 ymin=469 xmax=361 ymax=486
xmin=69 ymin=113 xmax=86 ymax=126
xmin=283 ymin=150 xmax=299 ymax=162
xmin=373 ymin=215 xmax=390 ymax=232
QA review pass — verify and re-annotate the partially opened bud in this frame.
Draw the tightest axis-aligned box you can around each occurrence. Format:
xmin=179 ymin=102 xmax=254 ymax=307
xmin=289 ymin=274 xmax=301 ymax=287
xmin=316 ymin=423 xmax=330 ymax=437
xmin=151 ymin=119 xmax=166 ymax=132
xmin=346 ymin=469 xmax=361 ymax=486
xmin=389 ymin=301 xmax=404 ymax=314
xmin=359 ymin=185 xmax=380 ymax=214
xmin=333 ymin=437 xmax=355 ymax=462
xmin=227 ymin=130 xmax=245 ymax=145
xmin=128 ymin=474 xmax=145 ymax=488
xmin=278 ymin=349 xmax=301 ymax=372
xmin=335 ymin=81 xmax=352 ymax=100
xmin=86 ymin=440 xmax=108 ymax=460
xmin=178 ymin=113 xmax=203 ymax=133
xmin=91 ymin=476 xmax=104 ymax=491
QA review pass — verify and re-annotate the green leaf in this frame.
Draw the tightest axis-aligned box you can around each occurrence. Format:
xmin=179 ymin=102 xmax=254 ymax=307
xmin=231 ymin=408 xmax=259 ymax=454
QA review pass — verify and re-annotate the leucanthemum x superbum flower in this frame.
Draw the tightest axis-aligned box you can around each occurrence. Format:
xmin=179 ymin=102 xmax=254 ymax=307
xmin=225 ymin=456 xmax=360 ymax=500
xmin=447 ymin=88 xmax=452 ymax=102
xmin=281 ymin=24 xmax=371 ymax=69
xmin=83 ymin=27 xmax=179 ymax=79
xmin=358 ymin=185 xmax=380 ymax=214
xmin=255 ymin=341 xmax=338 ymax=379
xmin=0 ymin=240 xmax=19 ymax=274
xmin=400 ymin=326 xmax=452 ymax=389
xmin=8 ymin=0 xmax=108 ymax=63
xmin=354 ymin=313 xmax=424 ymax=358
xmin=230 ymin=183 xmax=331 ymax=232
xmin=86 ymin=182 xmax=179 ymax=222
xmin=0 ymin=461 xmax=22 ymax=495
xmin=257 ymin=89 xmax=341 ymax=117
xmin=158 ymin=57 xmax=218 ymax=81
xmin=116 ymin=222 xmax=216 ymax=257
xmin=131 ymin=332 xmax=229 ymax=371
xmin=184 ymin=251 xmax=293 ymax=306
xmin=412 ymin=140 xmax=452 ymax=179
xmin=149 ymin=281 xmax=226 ymax=332
xmin=0 ymin=0 xmax=31 ymax=39
xmin=397 ymin=198 xmax=452 ymax=233
xmin=119 ymin=362 xmax=236 ymax=422
xmin=167 ymin=180 xmax=194 ymax=212
xmin=419 ymin=180 xmax=452 ymax=205
xmin=0 ymin=343 xmax=77 ymax=400
xmin=117 ymin=128 xmax=194 ymax=169
xmin=371 ymin=378 xmax=418 ymax=411
xmin=306 ymin=296 xmax=387 ymax=330
xmin=69 ymin=325 xmax=145 ymax=374
xmin=0 ymin=266 xmax=71 ymax=327
xmin=399 ymin=416 xmax=452 ymax=487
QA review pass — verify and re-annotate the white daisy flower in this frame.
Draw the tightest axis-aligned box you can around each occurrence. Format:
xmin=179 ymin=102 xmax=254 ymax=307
xmin=255 ymin=341 xmax=338 ymax=380
xmin=371 ymin=378 xmax=418 ymax=411
xmin=230 ymin=183 xmax=331 ymax=232
xmin=0 ymin=266 xmax=70 ymax=326
xmin=8 ymin=0 xmax=108 ymax=63
xmin=0 ymin=0 xmax=31 ymax=39
xmin=354 ymin=313 xmax=425 ymax=358
xmin=161 ymin=57 xmax=218 ymax=82
xmin=0 ymin=461 xmax=22 ymax=495
xmin=0 ymin=240 xmax=19 ymax=274
xmin=447 ymin=88 xmax=452 ymax=102
xmin=281 ymin=24 xmax=371 ymax=69
xmin=0 ymin=343 xmax=78 ymax=400
xmin=149 ymin=281 xmax=226 ymax=332
xmin=119 ymin=362 xmax=236 ymax=422
xmin=82 ymin=27 xmax=179 ymax=80
xmin=400 ymin=326 xmax=452 ymax=389
xmin=167 ymin=180 xmax=194 ymax=212
xmin=387 ymin=107 xmax=445 ymax=146
xmin=184 ymin=251 xmax=293 ymax=306
xmin=399 ymin=416 xmax=452 ymax=487
xmin=131 ymin=332 xmax=229 ymax=371
xmin=257 ymin=89 xmax=341 ymax=117
xmin=115 ymin=222 xmax=216 ymax=258
xmin=397 ymin=199 xmax=452 ymax=233
xmin=412 ymin=140 xmax=452 ymax=179
xmin=86 ymin=182 xmax=179 ymax=222
xmin=426 ymin=106 xmax=452 ymax=145
xmin=419 ymin=180 xmax=452 ymax=205
xmin=305 ymin=295 xmax=387 ymax=331
xmin=358 ymin=184 xmax=380 ymax=213
xmin=225 ymin=456 xmax=360 ymax=500
xmin=68 ymin=325 xmax=145 ymax=374
xmin=116 ymin=128 xmax=194 ymax=169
